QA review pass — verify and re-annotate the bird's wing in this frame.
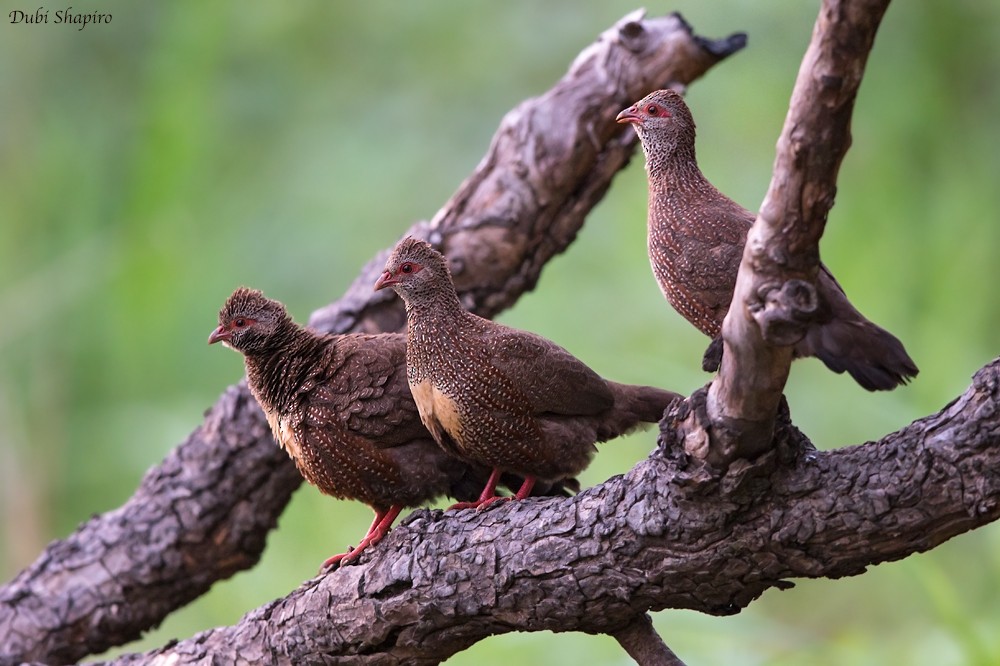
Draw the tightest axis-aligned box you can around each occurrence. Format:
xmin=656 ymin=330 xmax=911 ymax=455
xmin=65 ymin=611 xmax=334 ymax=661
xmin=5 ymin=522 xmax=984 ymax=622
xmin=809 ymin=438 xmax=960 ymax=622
xmin=648 ymin=194 xmax=751 ymax=336
xmin=476 ymin=322 xmax=614 ymax=416
xmin=300 ymin=333 xmax=428 ymax=449
xmin=285 ymin=399 xmax=405 ymax=500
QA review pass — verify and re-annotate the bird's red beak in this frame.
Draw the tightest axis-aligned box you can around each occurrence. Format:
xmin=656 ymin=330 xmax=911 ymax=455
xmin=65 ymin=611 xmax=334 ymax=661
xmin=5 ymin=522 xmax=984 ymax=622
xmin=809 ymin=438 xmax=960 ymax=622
xmin=616 ymin=105 xmax=641 ymax=124
xmin=208 ymin=325 xmax=230 ymax=345
xmin=374 ymin=270 xmax=396 ymax=291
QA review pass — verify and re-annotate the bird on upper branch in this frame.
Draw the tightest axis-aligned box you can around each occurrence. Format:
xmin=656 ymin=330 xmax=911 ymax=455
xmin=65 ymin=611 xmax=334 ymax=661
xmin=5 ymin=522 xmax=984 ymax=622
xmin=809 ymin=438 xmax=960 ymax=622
xmin=616 ymin=89 xmax=918 ymax=391
xmin=209 ymin=287 xmax=567 ymax=570
xmin=374 ymin=237 xmax=681 ymax=509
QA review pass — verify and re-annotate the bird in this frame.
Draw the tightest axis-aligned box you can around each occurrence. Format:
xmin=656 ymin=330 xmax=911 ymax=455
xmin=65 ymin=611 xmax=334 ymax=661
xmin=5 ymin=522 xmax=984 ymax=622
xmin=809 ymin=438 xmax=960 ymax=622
xmin=209 ymin=287 xmax=571 ymax=570
xmin=374 ymin=237 xmax=681 ymax=509
xmin=616 ymin=89 xmax=918 ymax=391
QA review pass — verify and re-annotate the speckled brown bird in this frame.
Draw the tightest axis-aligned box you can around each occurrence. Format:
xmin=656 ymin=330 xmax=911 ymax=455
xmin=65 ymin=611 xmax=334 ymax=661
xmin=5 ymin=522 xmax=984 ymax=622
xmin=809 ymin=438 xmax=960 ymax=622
xmin=617 ymin=89 xmax=918 ymax=391
xmin=209 ymin=287 xmax=568 ymax=569
xmin=374 ymin=238 xmax=681 ymax=509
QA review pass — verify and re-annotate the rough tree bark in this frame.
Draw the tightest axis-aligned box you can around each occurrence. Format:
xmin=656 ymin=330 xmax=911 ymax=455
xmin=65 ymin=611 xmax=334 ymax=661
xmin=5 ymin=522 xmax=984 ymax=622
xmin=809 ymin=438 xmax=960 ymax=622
xmin=4 ymin=2 xmax=998 ymax=665
xmin=95 ymin=357 xmax=1000 ymax=665
xmin=0 ymin=11 xmax=746 ymax=666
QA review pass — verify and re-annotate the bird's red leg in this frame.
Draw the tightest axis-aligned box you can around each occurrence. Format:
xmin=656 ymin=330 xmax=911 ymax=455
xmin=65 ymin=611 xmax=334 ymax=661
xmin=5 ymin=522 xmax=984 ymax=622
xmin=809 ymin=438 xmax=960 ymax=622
xmin=320 ymin=505 xmax=404 ymax=572
xmin=512 ymin=475 xmax=536 ymax=501
xmin=448 ymin=467 xmax=503 ymax=510
xmin=473 ymin=472 xmax=535 ymax=510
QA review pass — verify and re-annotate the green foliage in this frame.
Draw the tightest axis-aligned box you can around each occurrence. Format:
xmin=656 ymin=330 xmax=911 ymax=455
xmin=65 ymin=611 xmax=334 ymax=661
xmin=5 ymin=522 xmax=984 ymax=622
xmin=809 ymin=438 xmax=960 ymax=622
xmin=1 ymin=2 xmax=998 ymax=663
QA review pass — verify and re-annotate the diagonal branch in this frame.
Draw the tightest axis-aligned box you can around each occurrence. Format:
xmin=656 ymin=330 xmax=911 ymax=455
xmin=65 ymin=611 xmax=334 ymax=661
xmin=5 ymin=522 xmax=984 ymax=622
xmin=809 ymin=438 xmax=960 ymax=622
xmin=0 ymin=11 xmax=745 ymax=666
xmin=694 ymin=0 xmax=892 ymax=463
xmin=100 ymin=357 xmax=1000 ymax=664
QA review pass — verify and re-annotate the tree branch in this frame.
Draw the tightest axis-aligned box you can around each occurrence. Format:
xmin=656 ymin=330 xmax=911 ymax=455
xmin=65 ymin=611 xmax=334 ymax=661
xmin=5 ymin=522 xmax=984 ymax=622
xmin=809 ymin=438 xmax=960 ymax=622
xmin=100 ymin=357 xmax=1000 ymax=664
xmin=611 ymin=614 xmax=688 ymax=666
xmin=0 ymin=11 xmax=745 ymax=665
xmin=694 ymin=0 xmax=892 ymax=464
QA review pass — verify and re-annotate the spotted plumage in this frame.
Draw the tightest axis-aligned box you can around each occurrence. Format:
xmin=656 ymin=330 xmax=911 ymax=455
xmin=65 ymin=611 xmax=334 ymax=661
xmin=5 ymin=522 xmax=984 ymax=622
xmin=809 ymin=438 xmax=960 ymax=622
xmin=209 ymin=287 xmax=566 ymax=569
xmin=617 ymin=89 xmax=918 ymax=391
xmin=375 ymin=238 xmax=681 ymax=508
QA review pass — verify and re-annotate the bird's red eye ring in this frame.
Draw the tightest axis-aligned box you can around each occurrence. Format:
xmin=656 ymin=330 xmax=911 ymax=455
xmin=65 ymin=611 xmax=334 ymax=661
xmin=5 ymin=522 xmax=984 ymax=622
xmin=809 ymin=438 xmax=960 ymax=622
xmin=400 ymin=262 xmax=414 ymax=274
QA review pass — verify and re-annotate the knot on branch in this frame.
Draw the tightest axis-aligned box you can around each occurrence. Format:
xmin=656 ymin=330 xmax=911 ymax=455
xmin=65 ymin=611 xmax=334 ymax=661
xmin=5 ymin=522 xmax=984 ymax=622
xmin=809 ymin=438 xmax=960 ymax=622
xmin=972 ymin=357 xmax=1000 ymax=395
xmin=617 ymin=13 xmax=648 ymax=52
xmin=750 ymin=279 xmax=818 ymax=346
xmin=694 ymin=32 xmax=749 ymax=60
xmin=662 ymin=390 xmax=816 ymax=495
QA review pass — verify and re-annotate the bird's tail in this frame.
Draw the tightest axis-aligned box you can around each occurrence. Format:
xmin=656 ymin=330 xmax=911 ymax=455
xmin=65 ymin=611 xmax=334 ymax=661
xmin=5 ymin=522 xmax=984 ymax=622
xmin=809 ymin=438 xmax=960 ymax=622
xmin=792 ymin=268 xmax=919 ymax=391
xmin=597 ymin=382 xmax=682 ymax=442
xmin=797 ymin=317 xmax=918 ymax=391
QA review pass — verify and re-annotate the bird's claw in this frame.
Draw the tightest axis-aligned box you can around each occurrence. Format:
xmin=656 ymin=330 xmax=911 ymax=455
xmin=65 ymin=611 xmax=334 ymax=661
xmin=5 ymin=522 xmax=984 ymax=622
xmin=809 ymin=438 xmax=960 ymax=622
xmin=319 ymin=545 xmax=357 ymax=573
xmin=448 ymin=495 xmax=511 ymax=512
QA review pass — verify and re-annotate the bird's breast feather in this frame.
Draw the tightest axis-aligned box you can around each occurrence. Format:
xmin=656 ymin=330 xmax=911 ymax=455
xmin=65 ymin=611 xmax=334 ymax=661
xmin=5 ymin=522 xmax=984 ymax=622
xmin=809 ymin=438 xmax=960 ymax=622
xmin=410 ymin=379 xmax=463 ymax=446
xmin=265 ymin=411 xmax=303 ymax=462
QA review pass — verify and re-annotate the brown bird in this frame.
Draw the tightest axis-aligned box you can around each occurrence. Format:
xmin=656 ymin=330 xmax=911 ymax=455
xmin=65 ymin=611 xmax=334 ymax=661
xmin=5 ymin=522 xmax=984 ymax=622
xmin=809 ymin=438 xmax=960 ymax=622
xmin=617 ymin=89 xmax=918 ymax=391
xmin=209 ymin=287 xmax=568 ymax=569
xmin=374 ymin=238 xmax=681 ymax=509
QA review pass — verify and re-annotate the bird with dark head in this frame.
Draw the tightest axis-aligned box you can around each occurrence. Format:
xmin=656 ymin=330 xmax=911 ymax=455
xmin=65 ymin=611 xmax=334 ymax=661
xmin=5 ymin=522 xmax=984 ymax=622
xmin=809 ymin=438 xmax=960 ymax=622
xmin=209 ymin=287 xmax=569 ymax=570
xmin=375 ymin=237 xmax=681 ymax=509
xmin=617 ymin=89 xmax=918 ymax=391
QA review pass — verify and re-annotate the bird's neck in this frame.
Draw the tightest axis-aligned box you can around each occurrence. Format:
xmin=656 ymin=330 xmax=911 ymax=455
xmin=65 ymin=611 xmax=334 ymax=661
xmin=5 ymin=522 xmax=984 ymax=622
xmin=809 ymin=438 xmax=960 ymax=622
xmin=403 ymin=287 xmax=466 ymax=328
xmin=646 ymin=141 xmax=722 ymax=214
xmin=402 ymin=288 xmax=470 ymax=377
xmin=643 ymin=137 xmax=703 ymax=185
xmin=243 ymin=327 xmax=326 ymax=415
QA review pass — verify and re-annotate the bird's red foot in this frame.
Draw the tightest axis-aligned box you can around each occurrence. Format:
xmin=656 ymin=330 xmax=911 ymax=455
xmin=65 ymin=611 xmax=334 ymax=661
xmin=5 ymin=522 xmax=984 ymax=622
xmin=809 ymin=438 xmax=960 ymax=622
xmin=319 ymin=547 xmax=356 ymax=572
xmin=448 ymin=467 xmax=505 ymax=511
xmin=317 ymin=505 xmax=403 ymax=574
xmin=448 ymin=473 xmax=536 ymax=511
xmin=448 ymin=494 xmax=512 ymax=511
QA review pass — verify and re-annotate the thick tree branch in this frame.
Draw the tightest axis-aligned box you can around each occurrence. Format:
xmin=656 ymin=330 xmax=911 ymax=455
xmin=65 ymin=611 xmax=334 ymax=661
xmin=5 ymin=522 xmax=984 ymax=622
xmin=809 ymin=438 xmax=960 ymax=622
xmin=0 ymin=11 xmax=745 ymax=665
xmin=696 ymin=0 xmax=892 ymax=463
xmin=101 ymin=357 xmax=1000 ymax=664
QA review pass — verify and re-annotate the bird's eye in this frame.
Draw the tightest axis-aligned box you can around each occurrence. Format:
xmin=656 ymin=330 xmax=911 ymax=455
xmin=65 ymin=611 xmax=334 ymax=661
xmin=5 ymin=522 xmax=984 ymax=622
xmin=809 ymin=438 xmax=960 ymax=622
xmin=646 ymin=104 xmax=659 ymax=115
xmin=234 ymin=318 xmax=247 ymax=328
xmin=400 ymin=262 xmax=414 ymax=274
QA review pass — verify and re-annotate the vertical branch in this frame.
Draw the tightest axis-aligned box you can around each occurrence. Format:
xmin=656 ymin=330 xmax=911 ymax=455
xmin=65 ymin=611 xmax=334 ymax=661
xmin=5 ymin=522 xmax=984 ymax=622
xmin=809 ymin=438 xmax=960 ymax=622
xmin=691 ymin=0 xmax=892 ymax=463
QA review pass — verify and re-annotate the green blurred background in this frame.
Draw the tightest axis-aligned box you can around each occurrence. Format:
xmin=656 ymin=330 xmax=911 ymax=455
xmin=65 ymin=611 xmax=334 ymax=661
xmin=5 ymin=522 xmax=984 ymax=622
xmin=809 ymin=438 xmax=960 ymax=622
xmin=1 ymin=1 xmax=998 ymax=663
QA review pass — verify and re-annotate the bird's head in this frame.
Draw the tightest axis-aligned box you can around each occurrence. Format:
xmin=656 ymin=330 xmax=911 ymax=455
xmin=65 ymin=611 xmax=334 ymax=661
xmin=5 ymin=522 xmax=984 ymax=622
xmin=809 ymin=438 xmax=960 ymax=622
xmin=209 ymin=287 xmax=292 ymax=354
xmin=616 ymin=89 xmax=695 ymax=158
xmin=374 ymin=237 xmax=454 ymax=304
